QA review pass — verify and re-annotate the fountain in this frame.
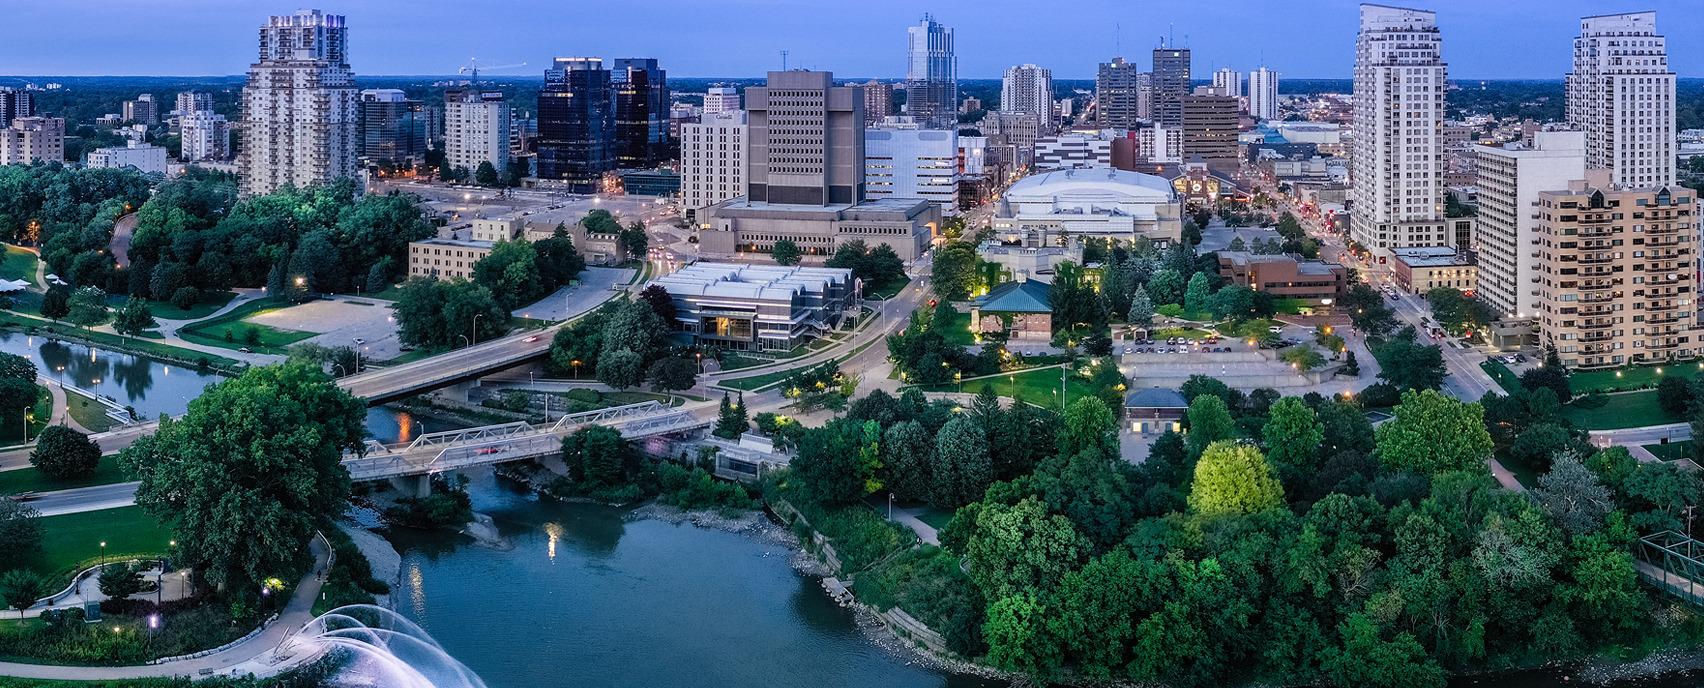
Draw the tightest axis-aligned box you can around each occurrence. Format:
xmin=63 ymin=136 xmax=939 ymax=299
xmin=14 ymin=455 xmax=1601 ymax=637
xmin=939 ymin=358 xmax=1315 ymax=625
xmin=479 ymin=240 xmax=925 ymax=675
xmin=283 ymin=605 xmax=487 ymax=688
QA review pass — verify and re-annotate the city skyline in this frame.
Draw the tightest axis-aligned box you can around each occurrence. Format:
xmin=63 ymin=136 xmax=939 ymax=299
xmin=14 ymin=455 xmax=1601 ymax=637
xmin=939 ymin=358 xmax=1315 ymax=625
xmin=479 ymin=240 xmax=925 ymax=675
xmin=4 ymin=1 xmax=1702 ymax=79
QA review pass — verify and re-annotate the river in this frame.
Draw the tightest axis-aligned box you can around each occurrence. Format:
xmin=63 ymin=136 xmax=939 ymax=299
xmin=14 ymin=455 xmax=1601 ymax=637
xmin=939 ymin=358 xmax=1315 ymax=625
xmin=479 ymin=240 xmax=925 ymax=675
xmin=0 ymin=331 xmax=458 ymax=444
xmin=383 ymin=471 xmax=999 ymax=688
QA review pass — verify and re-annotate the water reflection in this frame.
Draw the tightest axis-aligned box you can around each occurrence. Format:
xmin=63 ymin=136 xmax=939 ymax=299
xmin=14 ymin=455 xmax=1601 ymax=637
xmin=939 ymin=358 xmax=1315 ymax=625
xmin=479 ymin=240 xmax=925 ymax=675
xmin=0 ymin=332 xmax=223 ymax=420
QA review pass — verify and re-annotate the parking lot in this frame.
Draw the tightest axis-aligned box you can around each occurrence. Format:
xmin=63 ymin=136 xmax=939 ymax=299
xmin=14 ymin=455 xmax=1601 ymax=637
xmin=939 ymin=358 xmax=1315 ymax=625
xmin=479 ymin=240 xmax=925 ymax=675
xmin=244 ymin=296 xmax=405 ymax=361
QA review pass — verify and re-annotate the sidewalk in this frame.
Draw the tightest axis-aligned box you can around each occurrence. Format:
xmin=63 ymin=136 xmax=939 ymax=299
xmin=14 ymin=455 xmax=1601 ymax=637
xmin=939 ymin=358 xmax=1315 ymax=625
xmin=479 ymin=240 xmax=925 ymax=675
xmin=0 ymin=533 xmax=329 ymax=681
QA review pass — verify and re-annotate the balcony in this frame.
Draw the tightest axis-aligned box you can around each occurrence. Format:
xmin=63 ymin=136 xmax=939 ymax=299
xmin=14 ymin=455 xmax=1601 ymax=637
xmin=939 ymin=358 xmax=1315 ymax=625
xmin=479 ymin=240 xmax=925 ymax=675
xmin=1581 ymin=333 xmax=1616 ymax=343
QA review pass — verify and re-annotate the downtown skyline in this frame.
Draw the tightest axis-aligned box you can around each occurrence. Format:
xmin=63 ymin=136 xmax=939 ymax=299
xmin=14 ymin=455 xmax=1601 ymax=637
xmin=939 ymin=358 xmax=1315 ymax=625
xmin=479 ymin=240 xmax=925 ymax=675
xmin=3 ymin=0 xmax=1702 ymax=79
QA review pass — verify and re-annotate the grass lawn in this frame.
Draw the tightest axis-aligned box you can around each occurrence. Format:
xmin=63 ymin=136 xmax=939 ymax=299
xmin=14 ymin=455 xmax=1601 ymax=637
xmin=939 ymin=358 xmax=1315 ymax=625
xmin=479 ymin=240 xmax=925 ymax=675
xmin=1644 ymin=441 xmax=1694 ymax=461
xmin=0 ymin=455 xmax=130 ymax=496
xmin=721 ymin=366 xmax=800 ymax=392
xmin=19 ymin=506 xmax=174 ymax=580
xmin=0 ymin=385 xmax=51 ymax=447
xmin=65 ymin=389 xmax=117 ymax=433
xmin=1569 ymin=363 xmax=1704 ymax=394
xmin=105 ymin=289 xmax=237 ymax=321
xmin=920 ymin=366 xmax=1094 ymax=410
xmin=936 ymin=309 xmax=975 ymax=347
xmin=1481 ymin=360 xmax=1521 ymax=392
xmin=1498 ymin=457 xmax=1543 ymax=490
xmin=0 ymin=245 xmax=38 ymax=288
xmin=366 ymin=284 xmax=407 ymax=302
xmin=1561 ymin=390 xmax=1680 ymax=430
xmin=1155 ymin=326 xmax=1213 ymax=340
xmin=1272 ymin=298 xmax=1315 ymax=315
xmin=865 ymin=275 xmax=912 ymax=300
xmin=176 ymin=297 xmax=315 ymax=354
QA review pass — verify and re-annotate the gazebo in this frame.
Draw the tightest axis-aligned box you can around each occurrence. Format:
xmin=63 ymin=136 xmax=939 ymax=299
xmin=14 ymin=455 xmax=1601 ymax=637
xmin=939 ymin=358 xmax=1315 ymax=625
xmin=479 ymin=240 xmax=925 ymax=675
xmin=970 ymin=279 xmax=1052 ymax=341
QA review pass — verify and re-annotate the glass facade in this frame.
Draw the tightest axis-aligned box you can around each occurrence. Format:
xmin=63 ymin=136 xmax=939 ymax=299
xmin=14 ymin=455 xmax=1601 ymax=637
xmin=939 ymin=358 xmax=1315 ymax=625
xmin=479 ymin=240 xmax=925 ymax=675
xmin=537 ymin=58 xmax=613 ymax=193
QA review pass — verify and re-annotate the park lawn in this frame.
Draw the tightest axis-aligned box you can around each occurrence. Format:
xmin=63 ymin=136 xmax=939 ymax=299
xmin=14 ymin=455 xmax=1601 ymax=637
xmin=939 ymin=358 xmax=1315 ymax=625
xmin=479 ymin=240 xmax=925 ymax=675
xmin=1481 ymin=360 xmax=1521 ymax=392
xmin=1569 ymin=363 xmax=1704 ymax=394
xmin=1644 ymin=441 xmax=1694 ymax=461
xmin=366 ymin=284 xmax=407 ymax=302
xmin=0 ymin=455 xmax=130 ymax=496
xmin=1271 ymin=298 xmax=1315 ymax=315
xmin=1156 ymin=326 xmax=1213 ymax=340
xmin=1498 ymin=457 xmax=1543 ymax=490
xmin=20 ymin=506 xmax=174 ymax=580
xmin=721 ymin=366 xmax=799 ymax=392
xmin=176 ymin=297 xmax=315 ymax=354
xmin=66 ymin=389 xmax=117 ymax=433
xmin=920 ymin=366 xmax=1096 ymax=410
xmin=0 ymin=244 xmax=38 ymax=287
xmin=105 ymin=289 xmax=237 ymax=321
xmin=936 ymin=309 xmax=975 ymax=347
xmin=1561 ymin=390 xmax=1680 ymax=430
xmin=865 ymin=275 xmax=912 ymax=300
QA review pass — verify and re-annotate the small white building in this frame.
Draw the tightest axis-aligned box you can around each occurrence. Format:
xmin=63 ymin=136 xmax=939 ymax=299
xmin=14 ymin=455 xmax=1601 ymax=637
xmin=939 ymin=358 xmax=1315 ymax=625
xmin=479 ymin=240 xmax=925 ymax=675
xmin=992 ymin=167 xmax=1183 ymax=246
xmin=87 ymin=142 xmax=168 ymax=174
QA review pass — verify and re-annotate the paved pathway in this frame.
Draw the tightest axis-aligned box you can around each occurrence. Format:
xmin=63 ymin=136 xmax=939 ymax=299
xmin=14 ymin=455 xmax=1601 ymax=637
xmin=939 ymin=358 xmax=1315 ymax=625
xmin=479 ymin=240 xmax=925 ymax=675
xmin=18 ymin=564 xmax=192 ymax=619
xmin=1489 ymin=458 xmax=1526 ymax=492
xmin=0 ymin=534 xmax=329 ymax=681
xmin=886 ymin=503 xmax=940 ymax=546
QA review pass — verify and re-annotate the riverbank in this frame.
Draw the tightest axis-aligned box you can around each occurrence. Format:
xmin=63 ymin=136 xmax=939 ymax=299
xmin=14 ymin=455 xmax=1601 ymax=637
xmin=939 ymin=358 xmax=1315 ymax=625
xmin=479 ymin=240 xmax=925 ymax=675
xmin=0 ymin=313 xmax=247 ymax=375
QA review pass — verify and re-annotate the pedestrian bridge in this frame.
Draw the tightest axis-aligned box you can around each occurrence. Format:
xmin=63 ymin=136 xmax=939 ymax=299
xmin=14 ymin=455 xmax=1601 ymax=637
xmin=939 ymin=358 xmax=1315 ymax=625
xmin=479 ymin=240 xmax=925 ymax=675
xmin=343 ymin=401 xmax=708 ymax=481
xmin=1635 ymin=530 xmax=1704 ymax=606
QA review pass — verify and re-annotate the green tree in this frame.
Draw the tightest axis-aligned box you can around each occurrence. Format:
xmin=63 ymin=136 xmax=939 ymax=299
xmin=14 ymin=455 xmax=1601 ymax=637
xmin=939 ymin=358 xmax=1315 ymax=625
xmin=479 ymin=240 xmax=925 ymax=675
xmin=771 ymin=239 xmax=802 ymax=266
xmin=1560 ymin=533 xmax=1643 ymax=632
xmin=596 ymin=349 xmax=645 ymax=389
xmin=1263 ymin=397 xmax=1324 ymax=481
xmin=882 ymin=420 xmax=932 ymax=502
xmin=714 ymin=393 xmax=748 ymax=439
xmin=931 ymin=242 xmax=982 ymax=300
xmin=1059 ymin=396 xmax=1118 ymax=459
xmin=983 ymin=592 xmax=1062 ymax=677
xmin=792 ymin=418 xmax=881 ymax=505
xmin=39 ymin=284 xmax=70 ymax=321
xmin=97 ymin=562 xmax=145 ymax=600
xmin=0 ymin=569 xmax=47 ymax=620
xmin=119 ymin=362 xmax=366 ymax=591
xmin=963 ymin=496 xmax=1090 ymax=600
xmin=1375 ymin=389 xmax=1495 ymax=475
xmin=1319 ymin=613 xmax=1446 ymax=688
xmin=29 ymin=425 xmax=101 ymax=481
xmin=931 ymin=416 xmax=992 ymax=508
xmin=562 ymin=425 xmax=629 ymax=489
xmin=0 ymin=354 xmax=33 ymax=385
xmin=66 ymin=286 xmax=108 ymax=326
xmin=0 ymin=499 xmax=43 ymax=570
xmin=1188 ymin=441 xmax=1285 ymax=516
xmin=1341 ymin=283 xmax=1397 ymax=335
xmin=1372 ymin=328 xmax=1447 ymax=390
xmin=1186 ymin=394 xmax=1236 ymax=458
xmin=112 ymin=297 xmax=156 ymax=335
xmin=1146 ymin=268 xmax=1184 ymax=305
xmin=1126 ymin=288 xmax=1154 ymax=325
xmin=1182 ymin=272 xmax=1212 ymax=315
xmin=646 ymin=356 xmax=697 ymax=399
xmin=474 ymin=161 xmax=500 ymax=187
xmin=393 ymin=277 xmax=508 ymax=348
xmin=471 ymin=239 xmax=545 ymax=309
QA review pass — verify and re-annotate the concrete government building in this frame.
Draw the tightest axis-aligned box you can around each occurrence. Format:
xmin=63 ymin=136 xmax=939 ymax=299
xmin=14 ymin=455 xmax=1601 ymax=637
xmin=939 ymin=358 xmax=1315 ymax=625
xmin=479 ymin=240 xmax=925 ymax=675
xmin=700 ymin=70 xmax=940 ymax=262
xmin=648 ymin=262 xmax=856 ymax=351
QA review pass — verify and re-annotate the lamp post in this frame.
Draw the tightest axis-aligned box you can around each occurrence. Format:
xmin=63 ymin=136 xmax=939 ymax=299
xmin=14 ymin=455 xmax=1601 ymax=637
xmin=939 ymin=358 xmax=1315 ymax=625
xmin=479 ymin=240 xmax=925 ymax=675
xmin=20 ymin=405 xmax=29 ymax=442
xmin=572 ymin=360 xmax=581 ymax=379
xmin=472 ymin=313 xmax=484 ymax=346
xmin=458 ymin=334 xmax=470 ymax=349
xmin=99 ymin=540 xmax=107 ymax=566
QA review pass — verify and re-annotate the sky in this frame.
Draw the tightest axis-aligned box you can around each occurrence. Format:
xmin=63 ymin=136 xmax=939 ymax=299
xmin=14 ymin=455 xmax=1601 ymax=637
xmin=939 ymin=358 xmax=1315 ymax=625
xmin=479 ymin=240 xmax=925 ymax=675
xmin=4 ymin=0 xmax=1702 ymax=79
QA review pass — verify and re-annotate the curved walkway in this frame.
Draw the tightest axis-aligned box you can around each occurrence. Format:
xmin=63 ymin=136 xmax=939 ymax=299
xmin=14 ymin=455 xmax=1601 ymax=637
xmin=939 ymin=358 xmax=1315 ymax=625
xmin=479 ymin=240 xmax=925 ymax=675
xmin=0 ymin=534 xmax=330 ymax=681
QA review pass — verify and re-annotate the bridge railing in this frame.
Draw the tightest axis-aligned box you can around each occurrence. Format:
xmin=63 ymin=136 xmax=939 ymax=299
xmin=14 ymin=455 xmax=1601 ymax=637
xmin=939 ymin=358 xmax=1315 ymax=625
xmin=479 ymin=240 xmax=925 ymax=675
xmin=1637 ymin=530 xmax=1704 ymax=607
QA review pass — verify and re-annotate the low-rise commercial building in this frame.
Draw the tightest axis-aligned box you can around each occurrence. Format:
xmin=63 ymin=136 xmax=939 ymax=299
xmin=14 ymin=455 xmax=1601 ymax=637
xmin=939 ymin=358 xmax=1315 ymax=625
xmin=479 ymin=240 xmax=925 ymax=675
xmin=700 ymin=197 xmax=939 ymax=262
xmin=991 ymin=167 xmax=1183 ymax=247
xmin=1391 ymin=246 xmax=1477 ymax=294
xmin=86 ymin=142 xmax=168 ymax=174
xmin=648 ymin=262 xmax=855 ymax=351
xmin=1124 ymin=387 xmax=1188 ymax=434
xmin=1534 ymin=176 xmax=1698 ymax=369
xmin=1215 ymin=251 xmax=1347 ymax=303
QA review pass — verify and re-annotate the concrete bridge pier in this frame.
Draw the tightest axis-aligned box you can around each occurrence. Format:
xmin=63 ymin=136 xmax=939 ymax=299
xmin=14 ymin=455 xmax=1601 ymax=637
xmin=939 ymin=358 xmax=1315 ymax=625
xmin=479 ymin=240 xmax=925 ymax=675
xmin=434 ymin=380 xmax=480 ymax=404
xmin=537 ymin=453 xmax=571 ymax=477
xmin=388 ymin=474 xmax=433 ymax=499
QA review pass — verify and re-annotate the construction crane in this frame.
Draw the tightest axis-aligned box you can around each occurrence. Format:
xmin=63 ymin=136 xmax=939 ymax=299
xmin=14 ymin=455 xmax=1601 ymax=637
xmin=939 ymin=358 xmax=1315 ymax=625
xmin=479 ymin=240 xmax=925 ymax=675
xmin=458 ymin=58 xmax=527 ymax=87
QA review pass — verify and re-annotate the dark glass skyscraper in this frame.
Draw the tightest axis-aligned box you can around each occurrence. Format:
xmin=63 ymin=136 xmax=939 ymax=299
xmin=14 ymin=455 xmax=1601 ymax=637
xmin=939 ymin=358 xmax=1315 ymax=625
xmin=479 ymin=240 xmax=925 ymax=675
xmin=905 ymin=14 xmax=956 ymax=129
xmin=537 ymin=57 xmax=613 ymax=193
xmin=1152 ymin=46 xmax=1191 ymax=127
xmin=358 ymin=89 xmax=427 ymax=164
xmin=612 ymin=58 xmax=669 ymax=169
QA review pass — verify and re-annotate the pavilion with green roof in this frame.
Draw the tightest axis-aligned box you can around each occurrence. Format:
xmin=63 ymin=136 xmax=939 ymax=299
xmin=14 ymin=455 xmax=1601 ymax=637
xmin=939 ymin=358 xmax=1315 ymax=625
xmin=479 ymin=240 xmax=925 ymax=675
xmin=970 ymin=279 xmax=1052 ymax=341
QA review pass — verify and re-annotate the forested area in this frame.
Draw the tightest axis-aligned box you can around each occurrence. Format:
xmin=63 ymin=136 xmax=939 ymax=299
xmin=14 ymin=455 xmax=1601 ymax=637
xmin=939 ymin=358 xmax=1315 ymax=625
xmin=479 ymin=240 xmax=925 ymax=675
xmin=774 ymin=375 xmax=1700 ymax=687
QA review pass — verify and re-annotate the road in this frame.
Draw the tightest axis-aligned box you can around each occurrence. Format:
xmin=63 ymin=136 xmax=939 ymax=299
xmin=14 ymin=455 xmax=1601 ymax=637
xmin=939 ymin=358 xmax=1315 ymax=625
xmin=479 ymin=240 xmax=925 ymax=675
xmin=20 ymin=481 xmax=139 ymax=516
xmin=1590 ymin=422 xmax=1691 ymax=448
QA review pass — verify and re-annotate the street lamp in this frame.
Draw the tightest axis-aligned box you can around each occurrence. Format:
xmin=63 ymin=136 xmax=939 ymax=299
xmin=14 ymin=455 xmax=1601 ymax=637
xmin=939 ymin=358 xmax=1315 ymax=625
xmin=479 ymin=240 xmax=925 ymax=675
xmin=458 ymin=334 xmax=470 ymax=349
xmin=472 ymin=313 xmax=484 ymax=346
xmin=99 ymin=540 xmax=107 ymax=565
xmin=571 ymin=359 xmax=582 ymax=379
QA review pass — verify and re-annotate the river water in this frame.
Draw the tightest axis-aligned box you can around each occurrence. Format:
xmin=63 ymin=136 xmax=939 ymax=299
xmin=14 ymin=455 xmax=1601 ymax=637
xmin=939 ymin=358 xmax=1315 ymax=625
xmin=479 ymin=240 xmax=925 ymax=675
xmin=384 ymin=471 xmax=999 ymax=688
xmin=0 ymin=331 xmax=455 ymax=444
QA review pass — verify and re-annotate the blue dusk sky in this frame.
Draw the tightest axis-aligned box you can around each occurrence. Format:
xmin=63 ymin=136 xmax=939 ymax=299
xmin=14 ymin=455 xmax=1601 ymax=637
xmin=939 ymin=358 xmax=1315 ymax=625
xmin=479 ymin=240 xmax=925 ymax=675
xmin=3 ymin=0 xmax=1700 ymax=79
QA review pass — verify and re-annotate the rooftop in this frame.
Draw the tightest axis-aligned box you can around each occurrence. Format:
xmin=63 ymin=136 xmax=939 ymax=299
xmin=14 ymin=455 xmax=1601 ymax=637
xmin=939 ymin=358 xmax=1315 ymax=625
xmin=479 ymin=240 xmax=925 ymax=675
xmin=649 ymin=262 xmax=853 ymax=302
xmin=1124 ymin=387 xmax=1188 ymax=409
xmin=1393 ymin=246 xmax=1473 ymax=268
xmin=973 ymin=279 xmax=1052 ymax=314
xmin=1005 ymin=167 xmax=1174 ymax=201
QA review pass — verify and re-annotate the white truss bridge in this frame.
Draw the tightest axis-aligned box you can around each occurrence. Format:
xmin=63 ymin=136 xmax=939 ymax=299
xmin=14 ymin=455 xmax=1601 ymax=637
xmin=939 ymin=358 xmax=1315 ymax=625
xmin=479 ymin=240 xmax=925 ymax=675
xmin=343 ymin=401 xmax=708 ymax=481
